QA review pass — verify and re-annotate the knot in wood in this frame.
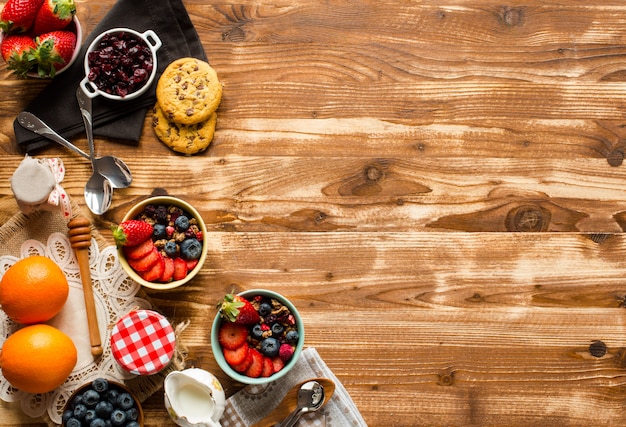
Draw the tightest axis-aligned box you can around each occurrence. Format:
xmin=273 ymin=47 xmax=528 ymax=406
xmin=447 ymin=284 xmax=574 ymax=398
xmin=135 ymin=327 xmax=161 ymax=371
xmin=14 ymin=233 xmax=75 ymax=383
xmin=500 ymin=6 xmax=524 ymax=27
xmin=607 ymin=149 xmax=624 ymax=167
xmin=364 ymin=165 xmax=384 ymax=183
xmin=505 ymin=204 xmax=549 ymax=232
xmin=437 ymin=369 xmax=455 ymax=386
xmin=589 ymin=340 xmax=607 ymax=358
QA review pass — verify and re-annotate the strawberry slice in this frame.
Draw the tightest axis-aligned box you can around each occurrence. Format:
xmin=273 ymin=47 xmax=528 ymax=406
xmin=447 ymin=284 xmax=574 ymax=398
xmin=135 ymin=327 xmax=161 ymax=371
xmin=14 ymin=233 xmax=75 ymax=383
xmin=244 ymin=348 xmax=264 ymax=378
xmin=261 ymin=356 xmax=274 ymax=377
xmin=123 ymin=238 xmax=154 ymax=260
xmin=218 ymin=323 xmax=248 ymax=350
xmin=172 ymin=257 xmax=188 ymax=281
xmin=185 ymin=259 xmax=199 ymax=271
xmin=271 ymin=356 xmax=285 ymax=373
xmin=159 ymin=257 xmax=175 ymax=282
xmin=128 ymin=246 xmax=160 ymax=272
xmin=224 ymin=344 xmax=249 ymax=366
xmin=140 ymin=254 xmax=165 ymax=282
xmin=232 ymin=348 xmax=254 ymax=373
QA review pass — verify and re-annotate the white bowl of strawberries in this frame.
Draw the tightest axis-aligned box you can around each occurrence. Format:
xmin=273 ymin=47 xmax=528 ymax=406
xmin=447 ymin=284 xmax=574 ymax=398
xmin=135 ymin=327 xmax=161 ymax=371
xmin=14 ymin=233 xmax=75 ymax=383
xmin=211 ymin=290 xmax=304 ymax=385
xmin=0 ymin=0 xmax=82 ymax=78
xmin=114 ymin=196 xmax=208 ymax=290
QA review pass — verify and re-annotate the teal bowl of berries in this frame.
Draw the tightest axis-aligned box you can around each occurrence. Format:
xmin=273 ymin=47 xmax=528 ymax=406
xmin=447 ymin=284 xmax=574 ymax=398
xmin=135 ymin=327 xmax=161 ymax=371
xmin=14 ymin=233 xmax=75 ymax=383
xmin=211 ymin=289 xmax=305 ymax=385
xmin=114 ymin=196 xmax=208 ymax=290
xmin=62 ymin=378 xmax=144 ymax=427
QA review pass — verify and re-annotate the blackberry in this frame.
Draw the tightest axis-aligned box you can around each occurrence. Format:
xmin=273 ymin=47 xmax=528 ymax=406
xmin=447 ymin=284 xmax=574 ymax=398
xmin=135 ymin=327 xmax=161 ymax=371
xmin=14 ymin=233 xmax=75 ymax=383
xmin=155 ymin=205 xmax=168 ymax=223
xmin=143 ymin=204 xmax=156 ymax=217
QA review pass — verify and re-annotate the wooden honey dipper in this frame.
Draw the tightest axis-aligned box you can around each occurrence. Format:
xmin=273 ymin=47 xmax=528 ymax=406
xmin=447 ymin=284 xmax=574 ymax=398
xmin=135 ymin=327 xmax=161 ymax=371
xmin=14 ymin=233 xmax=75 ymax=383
xmin=67 ymin=216 xmax=103 ymax=357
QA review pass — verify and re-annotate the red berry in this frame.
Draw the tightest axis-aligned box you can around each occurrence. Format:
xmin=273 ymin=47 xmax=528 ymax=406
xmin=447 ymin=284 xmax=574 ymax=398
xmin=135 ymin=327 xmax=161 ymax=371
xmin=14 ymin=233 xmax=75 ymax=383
xmin=32 ymin=0 xmax=76 ymax=35
xmin=122 ymin=238 xmax=154 ymax=260
xmin=279 ymin=343 xmax=295 ymax=362
xmin=218 ymin=323 xmax=247 ymax=350
xmin=261 ymin=356 xmax=274 ymax=377
xmin=218 ymin=294 xmax=260 ymax=325
xmin=224 ymin=344 xmax=249 ymax=366
xmin=127 ymin=246 xmax=160 ymax=272
xmin=172 ymin=257 xmax=188 ymax=281
xmin=112 ymin=220 xmax=153 ymax=247
xmin=244 ymin=348 xmax=264 ymax=378
xmin=232 ymin=349 xmax=254 ymax=373
xmin=0 ymin=0 xmax=44 ymax=34
xmin=140 ymin=253 xmax=165 ymax=282
xmin=159 ymin=257 xmax=175 ymax=283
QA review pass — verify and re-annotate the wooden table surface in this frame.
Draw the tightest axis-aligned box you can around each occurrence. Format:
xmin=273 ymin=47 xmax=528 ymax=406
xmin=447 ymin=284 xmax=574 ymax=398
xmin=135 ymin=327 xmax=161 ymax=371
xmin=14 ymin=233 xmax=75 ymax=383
xmin=3 ymin=1 xmax=626 ymax=425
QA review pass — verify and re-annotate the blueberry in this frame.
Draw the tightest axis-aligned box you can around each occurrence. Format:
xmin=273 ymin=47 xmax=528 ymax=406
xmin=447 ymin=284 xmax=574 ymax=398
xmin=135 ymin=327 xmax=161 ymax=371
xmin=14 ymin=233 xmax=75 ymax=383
xmin=153 ymin=223 xmax=167 ymax=239
xmin=83 ymin=389 xmax=100 ymax=407
xmin=106 ymin=389 xmax=120 ymax=405
xmin=259 ymin=302 xmax=272 ymax=317
xmin=285 ymin=329 xmax=299 ymax=343
xmin=62 ymin=409 xmax=74 ymax=424
xmin=180 ymin=238 xmax=202 ymax=260
xmin=260 ymin=337 xmax=280 ymax=357
xmin=251 ymin=324 xmax=264 ymax=340
xmin=90 ymin=418 xmax=107 ymax=427
xmin=271 ymin=323 xmax=284 ymax=335
xmin=91 ymin=378 xmax=109 ymax=394
xmin=85 ymin=409 xmax=97 ymax=424
xmin=66 ymin=418 xmax=82 ymax=427
xmin=164 ymin=240 xmax=178 ymax=257
xmin=127 ymin=422 xmax=140 ymax=427
xmin=117 ymin=392 xmax=134 ymax=410
xmin=95 ymin=400 xmax=114 ymax=418
xmin=174 ymin=215 xmax=190 ymax=231
xmin=74 ymin=404 xmax=88 ymax=419
xmin=125 ymin=407 xmax=138 ymax=421
xmin=110 ymin=409 xmax=127 ymax=426
xmin=72 ymin=394 xmax=84 ymax=407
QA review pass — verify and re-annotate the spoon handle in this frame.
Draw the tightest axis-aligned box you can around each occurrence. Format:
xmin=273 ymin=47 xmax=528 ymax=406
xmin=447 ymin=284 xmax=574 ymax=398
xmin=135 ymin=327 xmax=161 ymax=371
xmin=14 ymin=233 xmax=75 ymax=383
xmin=17 ymin=112 xmax=90 ymax=160
xmin=276 ymin=408 xmax=306 ymax=427
xmin=76 ymin=88 xmax=97 ymax=167
xmin=67 ymin=216 xmax=103 ymax=357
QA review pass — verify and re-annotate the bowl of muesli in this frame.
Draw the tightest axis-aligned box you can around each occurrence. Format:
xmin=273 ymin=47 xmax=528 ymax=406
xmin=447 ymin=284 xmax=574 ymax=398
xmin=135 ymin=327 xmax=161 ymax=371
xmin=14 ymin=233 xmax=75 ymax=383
xmin=211 ymin=289 xmax=304 ymax=385
xmin=116 ymin=196 xmax=207 ymax=290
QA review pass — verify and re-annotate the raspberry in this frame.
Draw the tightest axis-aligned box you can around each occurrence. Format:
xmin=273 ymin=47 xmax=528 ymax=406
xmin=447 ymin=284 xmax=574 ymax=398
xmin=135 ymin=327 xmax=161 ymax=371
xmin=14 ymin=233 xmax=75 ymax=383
xmin=279 ymin=343 xmax=294 ymax=362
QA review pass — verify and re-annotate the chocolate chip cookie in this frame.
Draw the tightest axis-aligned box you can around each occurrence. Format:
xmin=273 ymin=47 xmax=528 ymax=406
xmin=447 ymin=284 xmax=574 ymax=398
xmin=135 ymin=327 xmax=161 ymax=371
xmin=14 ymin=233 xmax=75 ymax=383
xmin=152 ymin=103 xmax=217 ymax=155
xmin=156 ymin=57 xmax=222 ymax=125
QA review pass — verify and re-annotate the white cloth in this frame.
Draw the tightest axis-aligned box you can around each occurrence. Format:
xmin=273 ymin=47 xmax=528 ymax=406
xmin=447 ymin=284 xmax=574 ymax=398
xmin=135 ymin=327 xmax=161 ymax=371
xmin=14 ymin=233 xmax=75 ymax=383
xmin=222 ymin=348 xmax=368 ymax=427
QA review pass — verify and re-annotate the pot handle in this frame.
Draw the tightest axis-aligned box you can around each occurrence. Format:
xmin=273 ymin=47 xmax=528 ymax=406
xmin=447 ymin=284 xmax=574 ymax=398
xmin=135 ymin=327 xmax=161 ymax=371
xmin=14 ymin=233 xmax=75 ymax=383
xmin=142 ymin=29 xmax=162 ymax=51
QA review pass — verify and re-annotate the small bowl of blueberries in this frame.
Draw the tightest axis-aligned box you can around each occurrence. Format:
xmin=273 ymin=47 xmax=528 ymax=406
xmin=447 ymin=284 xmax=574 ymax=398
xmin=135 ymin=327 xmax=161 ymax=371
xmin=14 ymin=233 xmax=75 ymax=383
xmin=117 ymin=196 xmax=208 ymax=290
xmin=79 ymin=27 xmax=161 ymax=100
xmin=62 ymin=378 xmax=143 ymax=427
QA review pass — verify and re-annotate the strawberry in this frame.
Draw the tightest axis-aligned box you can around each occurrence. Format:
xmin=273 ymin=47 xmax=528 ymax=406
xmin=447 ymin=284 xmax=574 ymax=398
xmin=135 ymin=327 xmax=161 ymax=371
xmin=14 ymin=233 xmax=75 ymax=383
xmin=218 ymin=294 xmax=260 ymax=325
xmin=112 ymin=220 xmax=154 ymax=247
xmin=127 ymin=246 xmax=160 ymax=272
xmin=244 ymin=348 xmax=264 ymax=378
xmin=159 ymin=256 xmax=174 ymax=282
xmin=185 ymin=259 xmax=199 ymax=271
xmin=122 ymin=238 xmax=154 ymax=260
xmin=0 ymin=0 xmax=44 ymax=34
xmin=271 ymin=356 xmax=285 ymax=373
xmin=261 ymin=356 xmax=274 ymax=377
xmin=0 ymin=34 xmax=35 ymax=77
xmin=217 ymin=322 xmax=248 ymax=350
xmin=31 ymin=0 xmax=75 ymax=35
xmin=172 ymin=257 xmax=188 ymax=281
xmin=232 ymin=349 xmax=254 ymax=373
xmin=31 ymin=29 xmax=75 ymax=77
xmin=223 ymin=344 xmax=249 ymax=366
xmin=140 ymin=253 xmax=165 ymax=282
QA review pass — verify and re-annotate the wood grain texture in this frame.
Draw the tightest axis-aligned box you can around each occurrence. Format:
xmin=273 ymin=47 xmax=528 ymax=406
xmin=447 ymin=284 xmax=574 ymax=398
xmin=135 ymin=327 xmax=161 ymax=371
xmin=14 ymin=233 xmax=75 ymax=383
xmin=1 ymin=0 xmax=626 ymax=426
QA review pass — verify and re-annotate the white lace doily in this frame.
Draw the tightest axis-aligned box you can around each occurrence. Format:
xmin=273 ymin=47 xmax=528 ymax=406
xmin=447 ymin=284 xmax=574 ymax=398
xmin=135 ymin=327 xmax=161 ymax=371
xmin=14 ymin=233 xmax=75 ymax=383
xmin=0 ymin=232 xmax=151 ymax=425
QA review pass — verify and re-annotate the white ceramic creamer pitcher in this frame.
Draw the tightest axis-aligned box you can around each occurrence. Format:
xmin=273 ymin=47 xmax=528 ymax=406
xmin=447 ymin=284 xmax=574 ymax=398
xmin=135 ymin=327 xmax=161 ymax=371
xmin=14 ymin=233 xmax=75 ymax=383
xmin=164 ymin=368 xmax=226 ymax=427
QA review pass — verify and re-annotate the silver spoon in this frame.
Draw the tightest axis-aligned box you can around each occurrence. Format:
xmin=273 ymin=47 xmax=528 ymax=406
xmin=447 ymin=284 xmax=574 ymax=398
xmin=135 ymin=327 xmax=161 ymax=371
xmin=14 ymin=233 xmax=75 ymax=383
xmin=76 ymin=88 xmax=113 ymax=215
xmin=17 ymin=112 xmax=133 ymax=189
xmin=277 ymin=381 xmax=325 ymax=427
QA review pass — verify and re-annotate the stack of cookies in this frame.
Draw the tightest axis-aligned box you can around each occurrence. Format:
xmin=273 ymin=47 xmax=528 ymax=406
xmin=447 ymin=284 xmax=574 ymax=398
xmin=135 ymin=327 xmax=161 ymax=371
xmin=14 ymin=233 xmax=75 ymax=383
xmin=152 ymin=57 xmax=223 ymax=155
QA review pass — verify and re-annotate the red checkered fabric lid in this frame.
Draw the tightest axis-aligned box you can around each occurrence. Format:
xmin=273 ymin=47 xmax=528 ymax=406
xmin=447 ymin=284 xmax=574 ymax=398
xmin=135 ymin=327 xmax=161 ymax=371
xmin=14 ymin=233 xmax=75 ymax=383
xmin=110 ymin=309 xmax=176 ymax=375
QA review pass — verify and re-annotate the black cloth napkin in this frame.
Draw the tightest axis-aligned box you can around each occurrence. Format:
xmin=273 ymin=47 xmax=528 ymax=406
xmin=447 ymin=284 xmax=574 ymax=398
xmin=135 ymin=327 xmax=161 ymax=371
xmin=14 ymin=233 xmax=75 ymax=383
xmin=14 ymin=0 xmax=207 ymax=154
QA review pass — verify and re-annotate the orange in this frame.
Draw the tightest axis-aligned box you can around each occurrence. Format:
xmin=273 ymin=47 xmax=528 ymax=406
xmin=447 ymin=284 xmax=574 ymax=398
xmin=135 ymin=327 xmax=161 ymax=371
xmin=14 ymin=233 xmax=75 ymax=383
xmin=0 ymin=255 xmax=69 ymax=324
xmin=0 ymin=324 xmax=77 ymax=394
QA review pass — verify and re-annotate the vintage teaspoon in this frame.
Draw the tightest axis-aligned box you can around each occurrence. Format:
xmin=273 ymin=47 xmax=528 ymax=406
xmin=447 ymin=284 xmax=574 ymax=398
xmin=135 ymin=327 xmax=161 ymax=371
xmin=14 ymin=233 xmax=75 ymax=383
xmin=76 ymin=88 xmax=113 ymax=215
xmin=277 ymin=380 xmax=326 ymax=427
xmin=17 ymin=112 xmax=133 ymax=189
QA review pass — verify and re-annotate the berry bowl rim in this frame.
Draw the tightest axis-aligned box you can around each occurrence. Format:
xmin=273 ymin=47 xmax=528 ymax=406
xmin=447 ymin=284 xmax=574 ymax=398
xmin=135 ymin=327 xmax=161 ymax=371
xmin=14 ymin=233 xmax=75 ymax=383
xmin=0 ymin=15 xmax=83 ymax=79
xmin=211 ymin=289 xmax=305 ymax=385
xmin=62 ymin=379 xmax=144 ymax=427
xmin=117 ymin=196 xmax=208 ymax=290
xmin=79 ymin=26 xmax=162 ymax=101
